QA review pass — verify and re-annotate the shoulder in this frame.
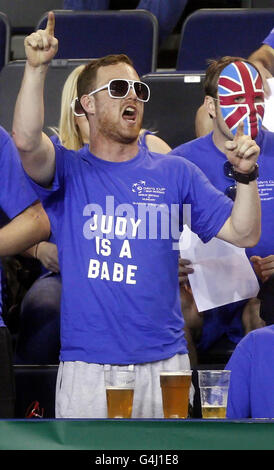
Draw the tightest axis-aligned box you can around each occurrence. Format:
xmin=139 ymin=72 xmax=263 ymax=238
xmin=263 ymin=28 xmax=274 ymax=47
xmin=50 ymin=134 xmax=61 ymax=145
xmin=0 ymin=128 xmax=21 ymax=163
xmin=237 ymin=325 xmax=274 ymax=352
xmin=249 ymin=324 xmax=274 ymax=341
xmin=147 ymin=149 xmax=208 ymax=181
xmin=258 ymin=129 xmax=274 ymax=156
xmin=139 ymin=129 xmax=171 ymax=154
xmin=170 ymin=133 xmax=212 ymax=159
xmin=0 ymin=126 xmax=12 ymax=146
xmin=53 ymin=141 xmax=79 ymax=160
xmin=261 ymin=128 xmax=274 ymax=143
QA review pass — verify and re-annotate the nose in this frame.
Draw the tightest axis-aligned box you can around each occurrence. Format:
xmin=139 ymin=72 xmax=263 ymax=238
xmin=127 ymin=82 xmax=137 ymax=100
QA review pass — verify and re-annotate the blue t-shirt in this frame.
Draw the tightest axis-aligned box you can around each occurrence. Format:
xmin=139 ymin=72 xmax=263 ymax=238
xmin=26 ymin=144 xmax=232 ymax=364
xmin=0 ymin=126 xmax=38 ymax=326
xmin=263 ymin=28 xmax=274 ymax=48
xmin=225 ymin=325 xmax=274 ymax=418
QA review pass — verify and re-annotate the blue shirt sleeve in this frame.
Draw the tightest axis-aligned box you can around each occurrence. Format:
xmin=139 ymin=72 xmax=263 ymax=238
xmin=21 ymin=143 xmax=68 ymax=236
xmin=23 ymin=143 xmax=66 ymax=198
xmin=263 ymin=28 xmax=274 ymax=48
xmin=0 ymin=127 xmax=38 ymax=219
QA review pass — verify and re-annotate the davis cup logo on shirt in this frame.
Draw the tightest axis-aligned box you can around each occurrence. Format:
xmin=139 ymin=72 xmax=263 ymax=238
xmin=132 ymin=180 xmax=146 ymax=193
xmin=131 ymin=180 xmax=166 ymax=203
xmin=218 ymin=61 xmax=265 ymax=139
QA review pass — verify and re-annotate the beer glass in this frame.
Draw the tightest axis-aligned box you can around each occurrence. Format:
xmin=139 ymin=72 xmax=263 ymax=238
xmin=104 ymin=368 xmax=135 ymax=418
xmin=198 ymin=370 xmax=231 ymax=419
xmin=160 ymin=370 xmax=192 ymax=419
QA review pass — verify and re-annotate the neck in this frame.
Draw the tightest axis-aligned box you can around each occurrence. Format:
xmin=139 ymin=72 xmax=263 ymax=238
xmin=89 ymin=134 xmax=139 ymax=162
xmin=212 ymin=121 xmax=232 ymax=154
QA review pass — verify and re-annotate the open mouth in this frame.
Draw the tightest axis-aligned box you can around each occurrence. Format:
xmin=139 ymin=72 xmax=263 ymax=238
xmin=122 ymin=106 xmax=137 ymax=122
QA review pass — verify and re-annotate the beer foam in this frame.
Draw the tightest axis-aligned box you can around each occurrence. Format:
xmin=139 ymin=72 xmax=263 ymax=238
xmin=106 ymin=386 xmax=134 ymax=390
xmin=160 ymin=371 xmax=192 ymax=376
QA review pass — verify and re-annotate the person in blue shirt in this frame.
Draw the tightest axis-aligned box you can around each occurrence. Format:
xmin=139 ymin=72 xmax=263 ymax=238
xmin=171 ymin=56 xmax=272 ymax=359
xmin=15 ymin=63 xmax=170 ymax=366
xmin=12 ymin=12 xmax=261 ymax=418
xmin=0 ymin=126 xmax=50 ymax=418
xmin=62 ymin=0 xmax=188 ymax=44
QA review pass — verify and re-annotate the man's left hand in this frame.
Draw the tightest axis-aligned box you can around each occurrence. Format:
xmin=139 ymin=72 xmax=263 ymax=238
xmin=224 ymin=121 xmax=260 ymax=174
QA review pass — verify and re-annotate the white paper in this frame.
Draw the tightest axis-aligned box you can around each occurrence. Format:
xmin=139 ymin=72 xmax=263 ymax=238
xmin=179 ymin=225 xmax=260 ymax=312
xmin=262 ymin=77 xmax=274 ymax=132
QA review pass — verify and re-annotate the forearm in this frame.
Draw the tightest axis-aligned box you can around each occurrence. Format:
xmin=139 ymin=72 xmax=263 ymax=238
xmin=218 ymin=181 xmax=261 ymax=247
xmin=12 ymin=62 xmax=48 ymax=153
xmin=12 ymin=63 xmax=55 ymax=186
xmin=12 ymin=14 xmax=57 ymax=186
xmin=22 ymin=244 xmax=38 ymax=259
xmin=0 ymin=202 xmax=50 ymax=256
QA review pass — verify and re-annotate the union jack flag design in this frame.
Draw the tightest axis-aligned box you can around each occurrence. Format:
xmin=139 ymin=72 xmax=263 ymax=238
xmin=218 ymin=61 xmax=265 ymax=139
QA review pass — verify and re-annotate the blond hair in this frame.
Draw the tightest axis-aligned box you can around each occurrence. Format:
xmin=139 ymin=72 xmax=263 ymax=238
xmin=53 ymin=64 xmax=86 ymax=150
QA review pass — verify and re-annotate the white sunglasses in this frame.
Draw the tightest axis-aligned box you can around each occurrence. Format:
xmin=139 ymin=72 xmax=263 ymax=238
xmin=71 ymin=78 xmax=150 ymax=116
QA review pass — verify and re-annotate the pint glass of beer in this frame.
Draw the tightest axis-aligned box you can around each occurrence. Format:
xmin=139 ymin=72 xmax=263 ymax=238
xmin=198 ymin=370 xmax=231 ymax=419
xmin=160 ymin=370 xmax=192 ymax=419
xmin=104 ymin=368 xmax=135 ymax=419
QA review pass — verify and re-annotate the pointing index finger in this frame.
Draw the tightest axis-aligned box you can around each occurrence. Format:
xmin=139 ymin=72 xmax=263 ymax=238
xmin=234 ymin=121 xmax=244 ymax=139
xmin=45 ymin=11 xmax=55 ymax=36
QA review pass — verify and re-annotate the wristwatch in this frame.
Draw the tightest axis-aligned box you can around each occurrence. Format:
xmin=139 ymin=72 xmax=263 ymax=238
xmin=231 ymin=163 xmax=259 ymax=184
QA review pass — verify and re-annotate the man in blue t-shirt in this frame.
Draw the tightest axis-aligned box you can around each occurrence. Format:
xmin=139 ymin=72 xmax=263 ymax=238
xmin=170 ymin=56 xmax=273 ymax=357
xmin=13 ymin=12 xmax=262 ymax=418
xmin=0 ymin=126 xmax=50 ymax=418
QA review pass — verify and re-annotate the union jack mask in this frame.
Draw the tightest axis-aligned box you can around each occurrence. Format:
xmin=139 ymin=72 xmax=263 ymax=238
xmin=217 ymin=61 xmax=265 ymax=139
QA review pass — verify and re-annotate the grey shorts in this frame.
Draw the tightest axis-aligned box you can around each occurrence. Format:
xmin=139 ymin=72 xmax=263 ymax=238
xmin=55 ymin=353 xmax=192 ymax=418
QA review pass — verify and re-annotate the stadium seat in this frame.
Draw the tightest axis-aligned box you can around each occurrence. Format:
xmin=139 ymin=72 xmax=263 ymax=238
xmin=142 ymin=72 xmax=205 ymax=148
xmin=0 ymin=0 xmax=63 ymax=33
xmin=0 ymin=12 xmax=10 ymax=71
xmin=0 ymin=0 xmax=63 ymax=59
xmin=176 ymin=8 xmax=274 ymax=72
xmin=36 ymin=9 xmax=159 ymax=76
xmin=0 ymin=58 xmax=90 ymax=134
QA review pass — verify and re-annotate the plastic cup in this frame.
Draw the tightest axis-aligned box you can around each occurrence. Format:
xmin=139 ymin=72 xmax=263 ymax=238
xmin=160 ymin=370 xmax=192 ymax=419
xmin=198 ymin=370 xmax=231 ymax=419
xmin=104 ymin=368 xmax=135 ymax=419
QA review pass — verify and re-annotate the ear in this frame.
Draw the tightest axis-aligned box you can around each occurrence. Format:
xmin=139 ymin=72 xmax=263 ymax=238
xmin=204 ymin=95 xmax=217 ymax=119
xmin=80 ymin=94 xmax=95 ymax=115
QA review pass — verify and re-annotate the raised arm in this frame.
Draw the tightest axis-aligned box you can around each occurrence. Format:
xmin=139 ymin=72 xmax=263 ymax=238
xmin=216 ymin=122 xmax=261 ymax=248
xmin=12 ymin=12 xmax=58 ymax=187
